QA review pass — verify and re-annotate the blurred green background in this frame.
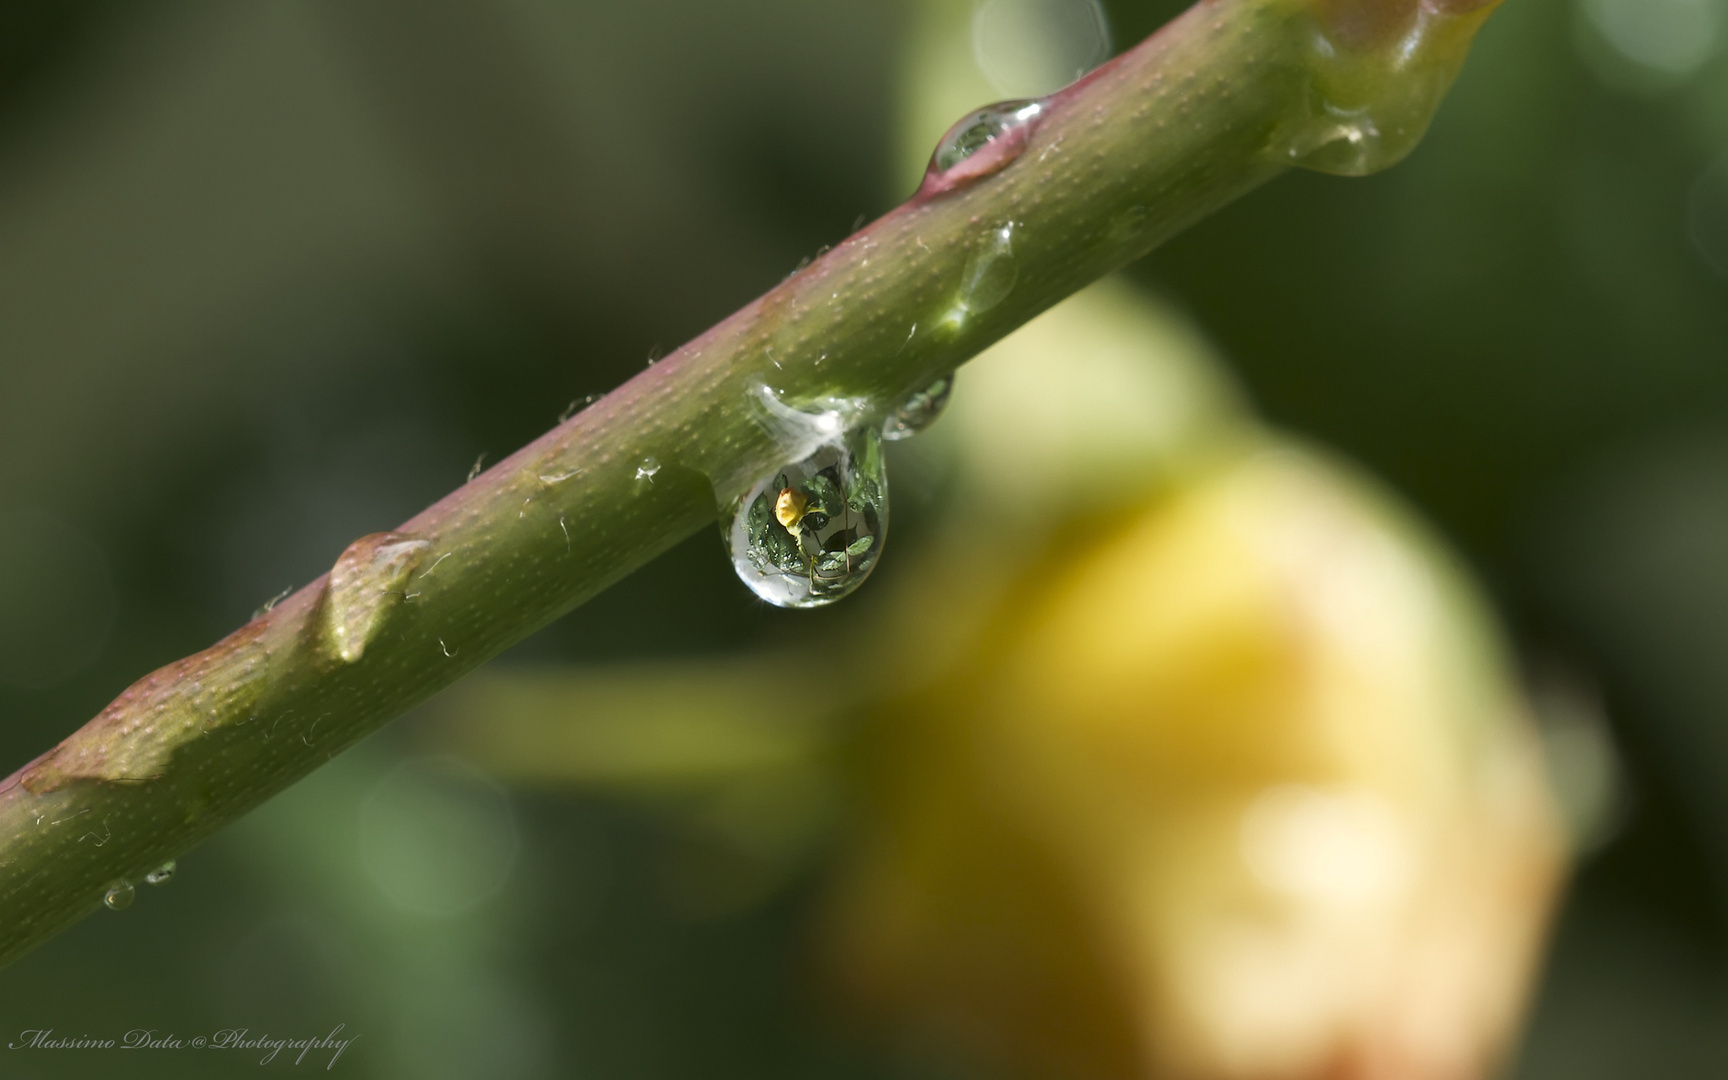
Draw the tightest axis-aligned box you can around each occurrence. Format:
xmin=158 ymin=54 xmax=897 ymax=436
xmin=1 ymin=0 xmax=1726 ymax=1075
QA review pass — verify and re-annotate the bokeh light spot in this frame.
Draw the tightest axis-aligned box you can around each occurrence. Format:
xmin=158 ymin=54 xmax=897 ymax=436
xmin=358 ymin=755 xmax=519 ymax=919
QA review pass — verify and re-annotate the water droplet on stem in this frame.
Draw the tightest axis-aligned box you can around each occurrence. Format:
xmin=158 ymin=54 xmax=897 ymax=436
xmin=884 ymin=376 xmax=956 ymax=441
xmin=1271 ymin=7 xmax=1484 ymax=176
xmin=144 ymin=860 xmax=176 ymax=886
xmin=921 ymin=100 xmax=1045 ymax=196
xmin=726 ymin=426 xmax=888 ymax=609
xmin=943 ymin=223 xmax=1019 ymax=330
xmin=104 ymin=880 xmax=134 ymax=910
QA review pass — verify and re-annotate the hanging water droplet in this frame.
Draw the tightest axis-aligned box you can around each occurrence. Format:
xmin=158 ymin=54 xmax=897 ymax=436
xmin=726 ymin=425 xmax=888 ymax=608
xmin=144 ymin=860 xmax=177 ymax=886
xmin=635 ymin=457 xmax=662 ymax=483
xmin=1270 ymin=8 xmax=1481 ymax=176
xmin=943 ymin=223 xmax=1019 ymax=330
xmin=1277 ymin=102 xmax=1385 ymax=174
xmin=884 ymin=376 xmax=955 ymax=441
xmin=103 ymin=880 xmax=134 ymax=910
xmin=921 ymin=100 xmax=1044 ymax=196
xmin=325 ymin=533 xmax=433 ymax=663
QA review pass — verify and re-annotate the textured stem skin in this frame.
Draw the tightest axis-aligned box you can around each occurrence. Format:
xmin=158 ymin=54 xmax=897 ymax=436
xmin=0 ymin=0 xmax=1498 ymax=966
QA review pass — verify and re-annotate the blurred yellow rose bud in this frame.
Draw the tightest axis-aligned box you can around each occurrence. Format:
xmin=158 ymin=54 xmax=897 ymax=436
xmin=825 ymin=323 xmax=1563 ymax=1080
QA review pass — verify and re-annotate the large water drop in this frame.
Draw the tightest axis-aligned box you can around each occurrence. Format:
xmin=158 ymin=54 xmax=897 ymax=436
xmin=104 ymin=880 xmax=135 ymax=911
xmin=1270 ymin=8 xmax=1484 ymax=177
xmin=727 ymin=426 xmax=888 ymax=609
xmin=884 ymin=376 xmax=955 ymax=441
xmin=921 ymin=101 xmax=1044 ymax=196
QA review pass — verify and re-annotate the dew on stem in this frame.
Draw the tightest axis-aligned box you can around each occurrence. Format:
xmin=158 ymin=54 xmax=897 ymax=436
xmin=726 ymin=424 xmax=887 ymax=609
xmin=1271 ymin=2 xmax=1493 ymax=175
xmin=103 ymin=881 xmax=134 ymax=911
xmin=143 ymin=860 xmax=176 ymax=886
xmin=942 ymin=223 xmax=1019 ymax=331
xmin=920 ymin=100 xmax=1045 ymax=196
xmin=884 ymin=376 xmax=955 ymax=441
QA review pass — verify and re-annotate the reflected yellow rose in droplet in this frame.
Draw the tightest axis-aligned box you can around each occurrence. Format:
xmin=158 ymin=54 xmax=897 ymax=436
xmin=825 ymin=442 xmax=1563 ymax=1080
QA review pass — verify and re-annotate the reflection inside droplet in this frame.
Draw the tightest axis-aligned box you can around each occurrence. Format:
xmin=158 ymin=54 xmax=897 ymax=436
xmin=104 ymin=880 xmax=135 ymax=911
xmin=921 ymin=101 xmax=1045 ymax=195
xmin=726 ymin=425 xmax=888 ymax=609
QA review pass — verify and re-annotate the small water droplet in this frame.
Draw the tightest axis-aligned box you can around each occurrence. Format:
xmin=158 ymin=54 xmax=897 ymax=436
xmin=943 ymin=223 xmax=1019 ymax=330
xmin=726 ymin=425 xmax=888 ymax=608
xmin=144 ymin=860 xmax=176 ymax=886
xmin=635 ymin=457 xmax=662 ymax=483
xmin=104 ymin=880 xmax=134 ymax=910
xmin=884 ymin=376 xmax=955 ymax=441
xmin=325 ymin=533 xmax=434 ymax=663
xmin=921 ymin=100 xmax=1044 ymax=196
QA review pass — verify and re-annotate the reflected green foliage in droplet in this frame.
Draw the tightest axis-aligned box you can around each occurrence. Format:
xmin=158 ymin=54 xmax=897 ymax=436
xmin=727 ymin=426 xmax=888 ymax=609
xmin=930 ymin=100 xmax=1043 ymax=173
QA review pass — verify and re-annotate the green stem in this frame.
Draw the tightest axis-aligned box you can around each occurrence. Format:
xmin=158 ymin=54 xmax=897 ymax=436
xmin=0 ymin=0 xmax=1500 ymax=966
